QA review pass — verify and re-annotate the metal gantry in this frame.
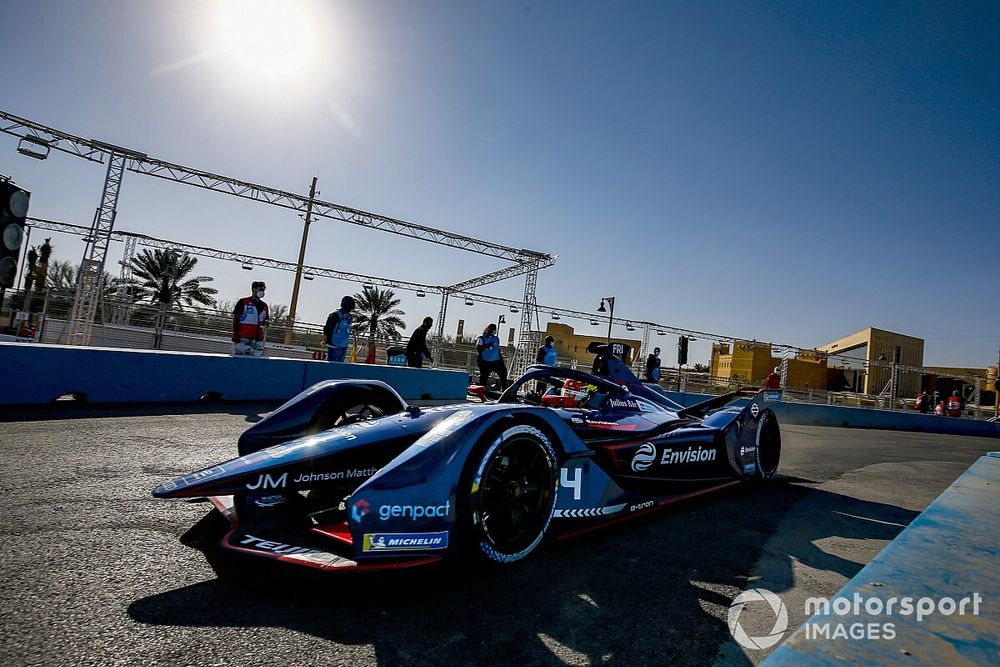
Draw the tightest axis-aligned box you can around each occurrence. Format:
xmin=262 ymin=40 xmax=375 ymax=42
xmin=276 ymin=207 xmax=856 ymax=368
xmin=1 ymin=109 xmax=554 ymax=345
xmin=65 ymin=150 xmax=133 ymax=344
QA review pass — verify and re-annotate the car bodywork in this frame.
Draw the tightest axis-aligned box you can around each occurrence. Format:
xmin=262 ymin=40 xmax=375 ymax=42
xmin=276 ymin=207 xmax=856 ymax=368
xmin=154 ymin=344 xmax=781 ymax=570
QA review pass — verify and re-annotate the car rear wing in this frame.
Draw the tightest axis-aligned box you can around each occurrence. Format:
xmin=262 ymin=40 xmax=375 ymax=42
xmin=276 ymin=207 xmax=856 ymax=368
xmin=677 ymin=388 xmax=781 ymax=419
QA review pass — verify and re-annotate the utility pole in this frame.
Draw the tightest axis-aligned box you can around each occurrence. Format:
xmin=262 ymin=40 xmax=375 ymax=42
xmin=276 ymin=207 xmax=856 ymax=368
xmin=285 ymin=176 xmax=317 ymax=344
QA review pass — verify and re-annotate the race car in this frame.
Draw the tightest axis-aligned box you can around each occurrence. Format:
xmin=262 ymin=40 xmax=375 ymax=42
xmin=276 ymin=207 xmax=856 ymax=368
xmin=153 ymin=342 xmax=781 ymax=571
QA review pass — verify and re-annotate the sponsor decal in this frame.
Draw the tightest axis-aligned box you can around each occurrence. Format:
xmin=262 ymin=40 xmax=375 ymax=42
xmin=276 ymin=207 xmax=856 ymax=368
xmin=239 ymin=534 xmax=316 ymax=556
xmin=660 ymin=445 xmax=716 ymax=465
xmin=585 ymin=420 xmax=638 ymax=430
xmin=292 ymin=467 xmax=379 ymax=484
xmin=750 ymin=402 xmax=760 ymax=418
xmin=764 ymin=391 xmax=781 ymax=402
xmin=553 ymin=504 xmax=626 ymax=518
xmin=743 ymin=463 xmax=756 ymax=474
xmin=247 ymin=467 xmax=380 ymax=490
xmin=351 ymin=499 xmax=371 ymax=522
xmin=629 ymin=500 xmax=655 ymax=512
xmin=246 ymin=472 xmax=288 ymax=490
xmin=631 ymin=443 xmax=658 ymax=471
xmin=740 ymin=446 xmax=757 ymax=456
xmin=254 ymin=494 xmax=286 ymax=508
xmin=606 ymin=397 xmax=640 ymax=410
xmin=187 ymin=466 xmax=226 ymax=482
xmin=362 ymin=531 xmax=449 ymax=552
xmin=377 ymin=502 xmax=451 ymax=521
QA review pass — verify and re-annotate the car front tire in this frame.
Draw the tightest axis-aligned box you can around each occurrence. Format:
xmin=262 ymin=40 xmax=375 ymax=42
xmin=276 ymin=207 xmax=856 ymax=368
xmin=466 ymin=424 xmax=558 ymax=564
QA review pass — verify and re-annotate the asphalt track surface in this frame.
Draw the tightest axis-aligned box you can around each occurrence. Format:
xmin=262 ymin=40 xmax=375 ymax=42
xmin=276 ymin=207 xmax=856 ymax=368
xmin=1 ymin=403 xmax=996 ymax=667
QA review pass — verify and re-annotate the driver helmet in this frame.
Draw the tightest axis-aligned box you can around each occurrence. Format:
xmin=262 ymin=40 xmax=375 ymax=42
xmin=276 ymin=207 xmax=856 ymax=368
xmin=562 ymin=379 xmax=597 ymax=408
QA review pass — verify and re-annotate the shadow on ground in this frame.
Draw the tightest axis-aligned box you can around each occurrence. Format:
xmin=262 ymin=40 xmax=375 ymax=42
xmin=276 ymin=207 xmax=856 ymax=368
xmin=129 ymin=479 xmax=918 ymax=666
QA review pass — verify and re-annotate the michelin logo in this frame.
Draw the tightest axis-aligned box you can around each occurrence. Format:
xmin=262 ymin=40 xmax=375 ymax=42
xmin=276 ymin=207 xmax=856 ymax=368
xmin=362 ymin=532 xmax=449 ymax=552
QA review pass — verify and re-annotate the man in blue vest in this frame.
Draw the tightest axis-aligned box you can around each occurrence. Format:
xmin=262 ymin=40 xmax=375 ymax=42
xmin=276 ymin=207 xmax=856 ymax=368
xmin=324 ymin=295 xmax=355 ymax=363
xmin=536 ymin=335 xmax=558 ymax=366
xmin=476 ymin=323 xmax=508 ymax=389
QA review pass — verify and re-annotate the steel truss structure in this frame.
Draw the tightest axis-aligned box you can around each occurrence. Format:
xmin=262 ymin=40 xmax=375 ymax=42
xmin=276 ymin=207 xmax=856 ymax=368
xmin=1 ymin=110 xmax=553 ymax=352
xmin=29 ymin=218 xmax=743 ymax=357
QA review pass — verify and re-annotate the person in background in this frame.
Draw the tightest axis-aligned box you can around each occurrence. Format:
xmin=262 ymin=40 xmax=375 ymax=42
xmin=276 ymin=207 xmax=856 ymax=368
xmin=232 ymin=280 xmax=269 ymax=357
xmin=536 ymin=335 xmax=558 ymax=366
xmin=324 ymin=295 xmax=355 ymax=363
xmin=476 ymin=323 xmax=507 ymax=389
xmin=764 ymin=366 xmax=781 ymax=390
xmin=946 ymin=390 xmax=964 ymax=417
xmin=645 ymin=347 xmax=662 ymax=383
xmin=914 ymin=390 xmax=930 ymax=414
xmin=406 ymin=317 xmax=434 ymax=368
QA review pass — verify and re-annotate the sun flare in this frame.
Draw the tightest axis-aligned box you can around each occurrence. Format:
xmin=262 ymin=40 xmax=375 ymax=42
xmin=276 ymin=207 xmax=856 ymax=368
xmin=221 ymin=0 xmax=315 ymax=77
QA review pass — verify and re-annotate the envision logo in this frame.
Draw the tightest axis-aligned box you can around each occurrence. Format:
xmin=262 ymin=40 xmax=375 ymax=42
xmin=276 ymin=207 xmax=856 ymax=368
xmin=728 ymin=588 xmax=788 ymax=650
xmin=631 ymin=443 xmax=657 ymax=471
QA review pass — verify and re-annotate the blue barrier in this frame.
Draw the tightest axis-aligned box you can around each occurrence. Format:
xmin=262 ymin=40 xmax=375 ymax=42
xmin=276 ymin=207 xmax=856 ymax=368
xmin=652 ymin=388 xmax=1000 ymax=438
xmin=764 ymin=452 xmax=1000 ymax=665
xmin=0 ymin=343 xmax=468 ymax=405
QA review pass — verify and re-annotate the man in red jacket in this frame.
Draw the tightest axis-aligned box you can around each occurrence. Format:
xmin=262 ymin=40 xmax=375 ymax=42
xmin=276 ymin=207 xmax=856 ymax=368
xmin=946 ymin=390 xmax=964 ymax=417
xmin=232 ymin=281 xmax=269 ymax=357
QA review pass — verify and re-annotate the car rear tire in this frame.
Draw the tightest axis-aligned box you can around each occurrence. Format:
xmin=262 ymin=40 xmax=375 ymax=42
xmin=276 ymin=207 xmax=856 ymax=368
xmin=466 ymin=424 xmax=558 ymax=564
xmin=754 ymin=410 xmax=781 ymax=481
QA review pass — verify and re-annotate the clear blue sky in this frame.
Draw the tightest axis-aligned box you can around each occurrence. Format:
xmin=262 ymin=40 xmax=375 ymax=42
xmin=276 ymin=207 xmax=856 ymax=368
xmin=2 ymin=0 xmax=997 ymax=367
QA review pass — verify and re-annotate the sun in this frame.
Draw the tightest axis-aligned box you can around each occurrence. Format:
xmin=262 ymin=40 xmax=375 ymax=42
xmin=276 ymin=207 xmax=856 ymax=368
xmin=220 ymin=0 xmax=315 ymax=77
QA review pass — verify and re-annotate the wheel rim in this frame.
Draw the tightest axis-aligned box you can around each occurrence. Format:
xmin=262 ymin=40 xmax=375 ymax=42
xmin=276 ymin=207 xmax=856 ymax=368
xmin=477 ymin=435 xmax=555 ymax=556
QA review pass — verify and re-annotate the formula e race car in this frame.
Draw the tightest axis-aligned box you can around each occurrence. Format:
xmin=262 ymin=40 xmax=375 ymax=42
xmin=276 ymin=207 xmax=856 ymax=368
xmin=153 ymin=343 xmax=782 ymax=571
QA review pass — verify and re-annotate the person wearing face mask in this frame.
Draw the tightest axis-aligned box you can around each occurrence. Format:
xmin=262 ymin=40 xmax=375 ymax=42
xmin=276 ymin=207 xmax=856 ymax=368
xmin=232 ymin=281 xmax=269 ymax=357
xmin=476 ymin=323 xmax=508 ymax=389
xmin=324 ymin=295 xmax=356 ymax=363
xmin=645 ymin=347 xmax=662 ymax=383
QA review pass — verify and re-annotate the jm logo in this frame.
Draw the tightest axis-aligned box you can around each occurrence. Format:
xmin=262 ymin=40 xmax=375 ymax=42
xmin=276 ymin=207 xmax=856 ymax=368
xmin=246 ymin=472 xmax=288 ymax=490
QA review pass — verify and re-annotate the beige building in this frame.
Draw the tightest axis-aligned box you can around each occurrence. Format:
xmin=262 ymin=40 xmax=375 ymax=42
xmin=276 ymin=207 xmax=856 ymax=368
xmin=540 ymin=322 xmax=641 ymax=366
xmin=710 ymin=340 xmax=827 ymax=389
xmin=818 ymin=327 xmax=924 ymax=397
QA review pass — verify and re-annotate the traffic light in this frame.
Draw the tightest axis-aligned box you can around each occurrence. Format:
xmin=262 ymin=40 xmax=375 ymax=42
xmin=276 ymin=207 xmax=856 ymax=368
xmin=0 ymin=181 xmax=30 ymax=288
xmin=677 ymin=335 xmax=689 ymax=366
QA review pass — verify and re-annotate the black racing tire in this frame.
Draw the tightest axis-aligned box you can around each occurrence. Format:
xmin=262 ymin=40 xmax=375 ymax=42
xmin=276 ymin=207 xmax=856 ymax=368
xmin=465 ymin=424 xmax=558 ymax=564
xmin=306 ymin=387 xmax=395 ymax=435
xmin=753 ymin=410 xmax=781 ymax=481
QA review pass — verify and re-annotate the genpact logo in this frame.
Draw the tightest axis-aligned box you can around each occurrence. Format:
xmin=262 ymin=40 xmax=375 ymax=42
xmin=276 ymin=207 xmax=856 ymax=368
xmin=378 ymin=502 xmax=451 ymax=521
xmin=631 ymin=443 xmax=657 ymax=472
xmin=351 ymin=499 xmax=371 ymax=522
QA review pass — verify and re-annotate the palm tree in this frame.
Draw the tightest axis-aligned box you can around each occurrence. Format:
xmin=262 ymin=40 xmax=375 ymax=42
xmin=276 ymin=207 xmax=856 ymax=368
xmin=352 ymin=286 xmax=406 ymax=353
xmin=129 ymin=249 xmax=217 ymax=310
xmin=46 ymin=259 xmax=77 ymax=290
